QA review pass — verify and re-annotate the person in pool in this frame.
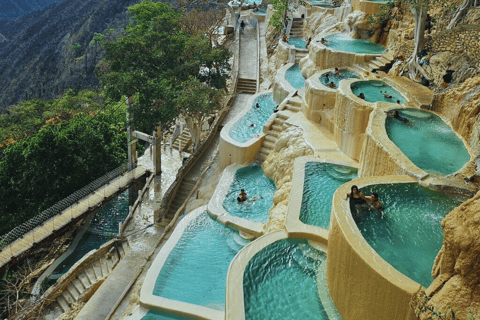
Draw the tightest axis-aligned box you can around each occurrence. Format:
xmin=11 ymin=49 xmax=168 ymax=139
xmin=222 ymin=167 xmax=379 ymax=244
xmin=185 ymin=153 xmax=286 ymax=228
xmin=328 ymin=81 xmax=336 ymax=88
xmin=237 ymin=189 xmax=247 ymax=203
xmin=249 ymin=123 xmax=255 ymax=128
xmin=320 ymin=37 xmax=328 ymax=44
xmin=381 ymin=91 xmax=393 ymax=99
xmin=358 ymin=92 xmax=366 ymax=100
xmin=385 ymin=110 xmax=409 ymax=124
xmin=365 ymin=192 xmax=385 ymax=218
xmin=334 ymin=67 xmax=340 ymax=75
xmin=255 ymin=102 xmax=260 ymax=108
xmin=346 ymin=185 xmax=368 ymax=221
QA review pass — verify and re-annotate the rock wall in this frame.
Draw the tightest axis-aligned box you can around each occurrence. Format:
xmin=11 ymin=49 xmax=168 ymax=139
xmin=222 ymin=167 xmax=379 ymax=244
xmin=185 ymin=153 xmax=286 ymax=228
xmin=426 ymin=25 xmax=480 ymax=67
xmin=262 ymin=126 xmax=314 ymax=233
xmin=411 ymin=190 xmax=480 ymax=320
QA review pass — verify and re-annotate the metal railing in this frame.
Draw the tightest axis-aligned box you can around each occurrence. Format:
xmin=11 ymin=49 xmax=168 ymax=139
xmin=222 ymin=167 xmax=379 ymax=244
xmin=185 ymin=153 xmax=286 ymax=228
xmin=0 ymin=163 xmax=135 ymax=250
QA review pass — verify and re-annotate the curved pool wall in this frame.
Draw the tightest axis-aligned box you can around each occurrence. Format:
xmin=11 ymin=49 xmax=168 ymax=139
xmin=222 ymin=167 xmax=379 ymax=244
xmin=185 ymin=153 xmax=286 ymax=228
xmin=285 ymin=63 xmax=306 ymax=89
xmin=304 ymin=68 xmax=361 ymax=132
xmin=208 ymin=163 xmax=275 ymax=237
xmin=226 ymin=231 xmax=340 ymax=319
xmin=219 ymin=92 xmax=275 ymax=169
xmin=351 ymin=80 xmax=407 ymax=104
xmin=351 ymin=0 xmax=387 ymax=14
xmin=274 ymin=39 xmax=308 ymax=71
xmin=327 ymin=176 xmax=470 ymax=320
xmin=359 ymin=105 xmax=472 ymax=179
xmin=140 ymin=206 xmax=245 ymax=320
xmin=273 ymin=63 xmax=298 ymax=103
xmin=308 ymin=33 xmax=381 ymax=70
xmin=386 ymin=108 xmax=471 ymax=176
xmin=333 ymin=78 xmax=415 ymax=161
xmin=286 ymin=157 xmax=358 ymax=245
xmin=327 ymin=176 xmax=421 ymax=320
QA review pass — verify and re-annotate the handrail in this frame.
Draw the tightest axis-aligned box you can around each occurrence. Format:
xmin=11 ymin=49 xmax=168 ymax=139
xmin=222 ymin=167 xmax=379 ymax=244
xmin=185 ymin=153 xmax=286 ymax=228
xmin=157 ymin=95 xmax=236 ymax=222
xmin=256 ymin=19 xmax=261 ymax=93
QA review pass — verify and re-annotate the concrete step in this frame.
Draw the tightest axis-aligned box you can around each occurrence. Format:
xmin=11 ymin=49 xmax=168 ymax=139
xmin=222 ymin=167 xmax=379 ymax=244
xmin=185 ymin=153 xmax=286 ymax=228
xmin=274 ymin=118 xmax=285 ymax=125
xmin=78 ymin=271 xmax=91 ymax=289
xmin=265 ymin=135 xmax=277 ymax=143
xmin=62 ymin=290 xmax=75 ymax=306
xmin=286 ymin=105 xmax=300 ymax=112
xmin=44 ymin=302 xmax=63 ymax=320
xmin=383 ymin=52 xmax=394 ymax=60
xmin=72 ymin=278 xmax=85 ymax=294
xmin=85 ymin=266 xmax=97 ymax=284
xmin=259 ymin=147 xmax=272 ymax=155
xmin=289 ymin=96 xmax=302 ymax=106
xmin=57 ymin=295 xmax=70 ymax=312
xmin=263 ymin=141 xmax=275 ymax=150
xmin=377 ymin=56 xmax=391 ymax=64
xmin=268 ymin=130 xmax=279 ymax=137
xmin=277 ymin=113 xmax=289 ymax=120
xmin=67 ymin=283 xmax=80 ymax=301
xmin=271 ymin=124 xmax=282 ymax=131
xmin=257 ymin=153 xmax=267 ymax=162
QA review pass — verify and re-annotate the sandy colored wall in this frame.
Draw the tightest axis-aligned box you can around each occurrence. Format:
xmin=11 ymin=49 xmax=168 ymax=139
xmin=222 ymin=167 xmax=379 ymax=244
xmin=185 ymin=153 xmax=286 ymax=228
xmin=219 ymin=132 xmax=265 ymax=169
xmin=304 ymin=74 xmax=337 ymax=131
xmin=327 ymin=177 xmax=421 ymax=320
xmin=333 ymin=79 xmax=375 ymax=160
xmin=273 ymin=63 xmax=296 ymax=104
xmin=351 ymin=0 xmax=385 ymax=15
xmin=308 ymin=40 xmax=377 ymax=70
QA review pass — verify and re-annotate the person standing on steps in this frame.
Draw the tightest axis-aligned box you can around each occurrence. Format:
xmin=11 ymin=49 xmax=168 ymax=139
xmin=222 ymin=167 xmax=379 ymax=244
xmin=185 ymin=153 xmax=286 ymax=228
xmin=240 ymin=20 xmax=245 ymax=33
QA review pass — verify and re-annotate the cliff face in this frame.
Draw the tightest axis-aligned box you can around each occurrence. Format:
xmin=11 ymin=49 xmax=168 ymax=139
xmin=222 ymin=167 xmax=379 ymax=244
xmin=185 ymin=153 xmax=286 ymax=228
xmin=0 ymin=0 xmax=229 ymax=112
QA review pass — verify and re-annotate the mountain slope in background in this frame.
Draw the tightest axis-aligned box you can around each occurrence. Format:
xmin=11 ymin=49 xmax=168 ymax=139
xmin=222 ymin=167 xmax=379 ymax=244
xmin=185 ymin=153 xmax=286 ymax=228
xmin=0 ymin=0 xmax=228 ymax=112
xmin=0 ymin=0 xmax=62 ymax=21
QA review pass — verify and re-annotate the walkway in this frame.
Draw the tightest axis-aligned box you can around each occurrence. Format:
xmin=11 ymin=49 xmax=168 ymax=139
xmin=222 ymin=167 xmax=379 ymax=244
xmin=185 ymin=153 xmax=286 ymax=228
xmin=77 ymin=18 xmax=269 ymax=320
xmin=0 ymin=166 xmax=148 ymax=269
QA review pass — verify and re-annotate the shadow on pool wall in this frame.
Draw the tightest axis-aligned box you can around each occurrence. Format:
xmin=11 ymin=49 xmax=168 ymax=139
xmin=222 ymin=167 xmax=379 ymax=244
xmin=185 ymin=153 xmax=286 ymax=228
xmin=359 ymin=105 xmax=474 ymax=182
xmin=327 ymin=176 xmax=424 ymax=320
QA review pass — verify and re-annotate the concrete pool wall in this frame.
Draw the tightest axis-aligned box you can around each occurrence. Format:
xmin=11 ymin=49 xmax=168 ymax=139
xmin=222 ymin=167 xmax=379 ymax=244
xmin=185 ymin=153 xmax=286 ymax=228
xmin=219 ymin=92 xmax=271 ymax=169
xmin=285 ymin=156 xmax=358 ymax=245
xmin=308 ymin=33 xmax=380 ymax=70
xmin=327 ymin=176 xmax=421 ymax=320
xmin=359 ymin=105 xmax=473 ymax=179
xmin=273 ymin=63 xmax=297 ymax=104
xmin=207 ymin=164 xmax=265 ymax=237
xmin=140 ymin=206 xmax=224 ymax=320
xmin=304 ymin=68 xmax=362 ymax=132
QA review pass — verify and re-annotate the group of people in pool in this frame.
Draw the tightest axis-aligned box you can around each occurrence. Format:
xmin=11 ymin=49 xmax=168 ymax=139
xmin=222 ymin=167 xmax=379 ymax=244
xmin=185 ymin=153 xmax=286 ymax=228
xmin=324 ymin=67 xmax=341 ymax=88
xmin=346 ymin=185 xmax=385 ymax=221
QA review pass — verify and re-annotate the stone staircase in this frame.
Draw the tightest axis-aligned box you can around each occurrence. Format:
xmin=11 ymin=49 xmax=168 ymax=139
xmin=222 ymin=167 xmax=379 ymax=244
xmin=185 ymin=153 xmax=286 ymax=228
xmin=236 ymin=78 xmax=257 ymax=94
xmin=159 ymin=178 xmax=197 ymax=226
xmin=43 ymin=240 xmax=130 ymax=320
xmin=172 ymin=129 xmax=192 ymax=153
xmin=257 ymin=96 xmax=302 ymax=162
xmin=289 ymin=18 xmax=304 ymax=38
xmin=356 ymin=51 xmax=395 ymax=74
xmin=295 ymin=50 xmax=308 ymax=63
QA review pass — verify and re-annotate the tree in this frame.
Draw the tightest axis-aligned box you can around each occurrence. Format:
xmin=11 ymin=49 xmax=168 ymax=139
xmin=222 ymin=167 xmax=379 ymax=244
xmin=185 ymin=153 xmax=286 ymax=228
xmin=98 ymin=0 xmax=231 ymax=133
xmin=175 ymin=77 xmax=225 ymax=149
xmin=269 ymin=0 xmax=305 ymax=30
xmin=181 ymin=8 xmax=226 ymax=47
xmin=447 ymin=0 xmax=474 ymax=29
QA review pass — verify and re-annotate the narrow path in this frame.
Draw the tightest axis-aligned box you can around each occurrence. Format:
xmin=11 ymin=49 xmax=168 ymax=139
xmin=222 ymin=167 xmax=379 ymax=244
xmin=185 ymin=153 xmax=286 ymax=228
xmin=238 ymin=17 xmax=258 ymax=81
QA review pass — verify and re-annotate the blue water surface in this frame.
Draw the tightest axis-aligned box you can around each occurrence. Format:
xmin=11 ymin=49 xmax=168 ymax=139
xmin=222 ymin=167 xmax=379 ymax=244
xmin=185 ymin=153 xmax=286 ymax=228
xmin=324 ymin=33 xmax=385 ymax=54
xmin=285 ymin=64 xmax=306 ymax=89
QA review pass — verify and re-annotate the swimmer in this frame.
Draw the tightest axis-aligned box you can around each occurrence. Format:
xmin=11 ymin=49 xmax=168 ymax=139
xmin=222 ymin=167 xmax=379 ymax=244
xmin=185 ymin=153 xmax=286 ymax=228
xmin=346 ymin=185 xmax=367 ymax=204
xmin=396 ymin=100 xmax=401 ymax=104
xmin=381 ymin=91 xmax=393 ymax=99
xmin=334 ymin=67 xmax=340 ymax=75
xmin=358 ymin=92 xmax=366 ymax=100
xmin=325 ymin=73 xmax=330 ymax=82
xmin=385 ymin=110 xmax=409 ymax=124
xmin=306 ymin=37 xmax=312 ymax=48
xmin=273 ymin=104 xmax=280 ymax=113
xmin=320 ymin=37 xmax=328 ymax=44
xmin=346 ymin=185 xmax=368 ymax=221
xmin=328 ymin=81 xmax=336 ymax=88
xmin=365 ymin=192 xmax=385 ymax=218
xmin=255 ymin=102 xmax=260 ymax=108
xmin=249 ymin=123 xmax=255 ymax=128
xmin=237 ymin=189 xmax=247 ymax=203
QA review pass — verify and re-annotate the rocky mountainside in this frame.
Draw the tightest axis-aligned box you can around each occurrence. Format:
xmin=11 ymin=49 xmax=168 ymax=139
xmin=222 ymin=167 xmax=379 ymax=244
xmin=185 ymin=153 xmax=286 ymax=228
xmin=0 ymin=0 xmax=229 ymax=112
xmin=0 ymin=0 xmax=60 ymax=21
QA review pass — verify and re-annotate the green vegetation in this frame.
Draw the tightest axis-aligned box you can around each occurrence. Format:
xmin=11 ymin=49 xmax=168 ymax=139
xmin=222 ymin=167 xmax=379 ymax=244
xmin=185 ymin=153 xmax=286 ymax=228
xmin=269 ymin=0 xmax=306 ymax=30
xmin=0 ymin=89 xmax=108 ymax=148
xmin=367 ymin=0 xmax=396 ymax=26
xmin=0 ymin=101 xmax=127 ymax=236
xmin=97 ymin=0 xmax=231 ymax=133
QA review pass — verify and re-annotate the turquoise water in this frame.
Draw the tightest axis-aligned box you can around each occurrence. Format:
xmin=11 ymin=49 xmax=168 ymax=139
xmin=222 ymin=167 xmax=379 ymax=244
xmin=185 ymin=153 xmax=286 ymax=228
xmin=320 ymin=70 xmax=359 ymax=89
xmin=233 ymin=0 xmax=262 ymax=4
xmin=324 ymin=33 xmax=385 ymax=54
xmin=244 ymin=239 xmax=333 ymax=319
xmin=229 ymin=93 xmax=276 ymax=143
xmin=223 ymin=163 xmax=276 ymax=223
xmin=288 ymin=37 xmax=306 ymax=49
xmin=153 ymin=212 xmax=248 ymax=309
xmin=300 ymin=162 xmax=358 ymax=229
xmin=351 ymin=80 xmax=407 ymax=103
xmin=355 ymin=183 xmax=467 ymax=287
xmin=285 ymin=64 xmax=306 ymax=89
xmin=386 ymin=109 xmax=470 ymax=175
xmin=52 ymin=191 xmax=129 ymax=277
xmin=255 ymin=10 xmax=267 ymax=15
xmin=142 ymin=310 xmax=193 ymax=320
xmin=310 ymin=0 xmax=335 ymax=7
